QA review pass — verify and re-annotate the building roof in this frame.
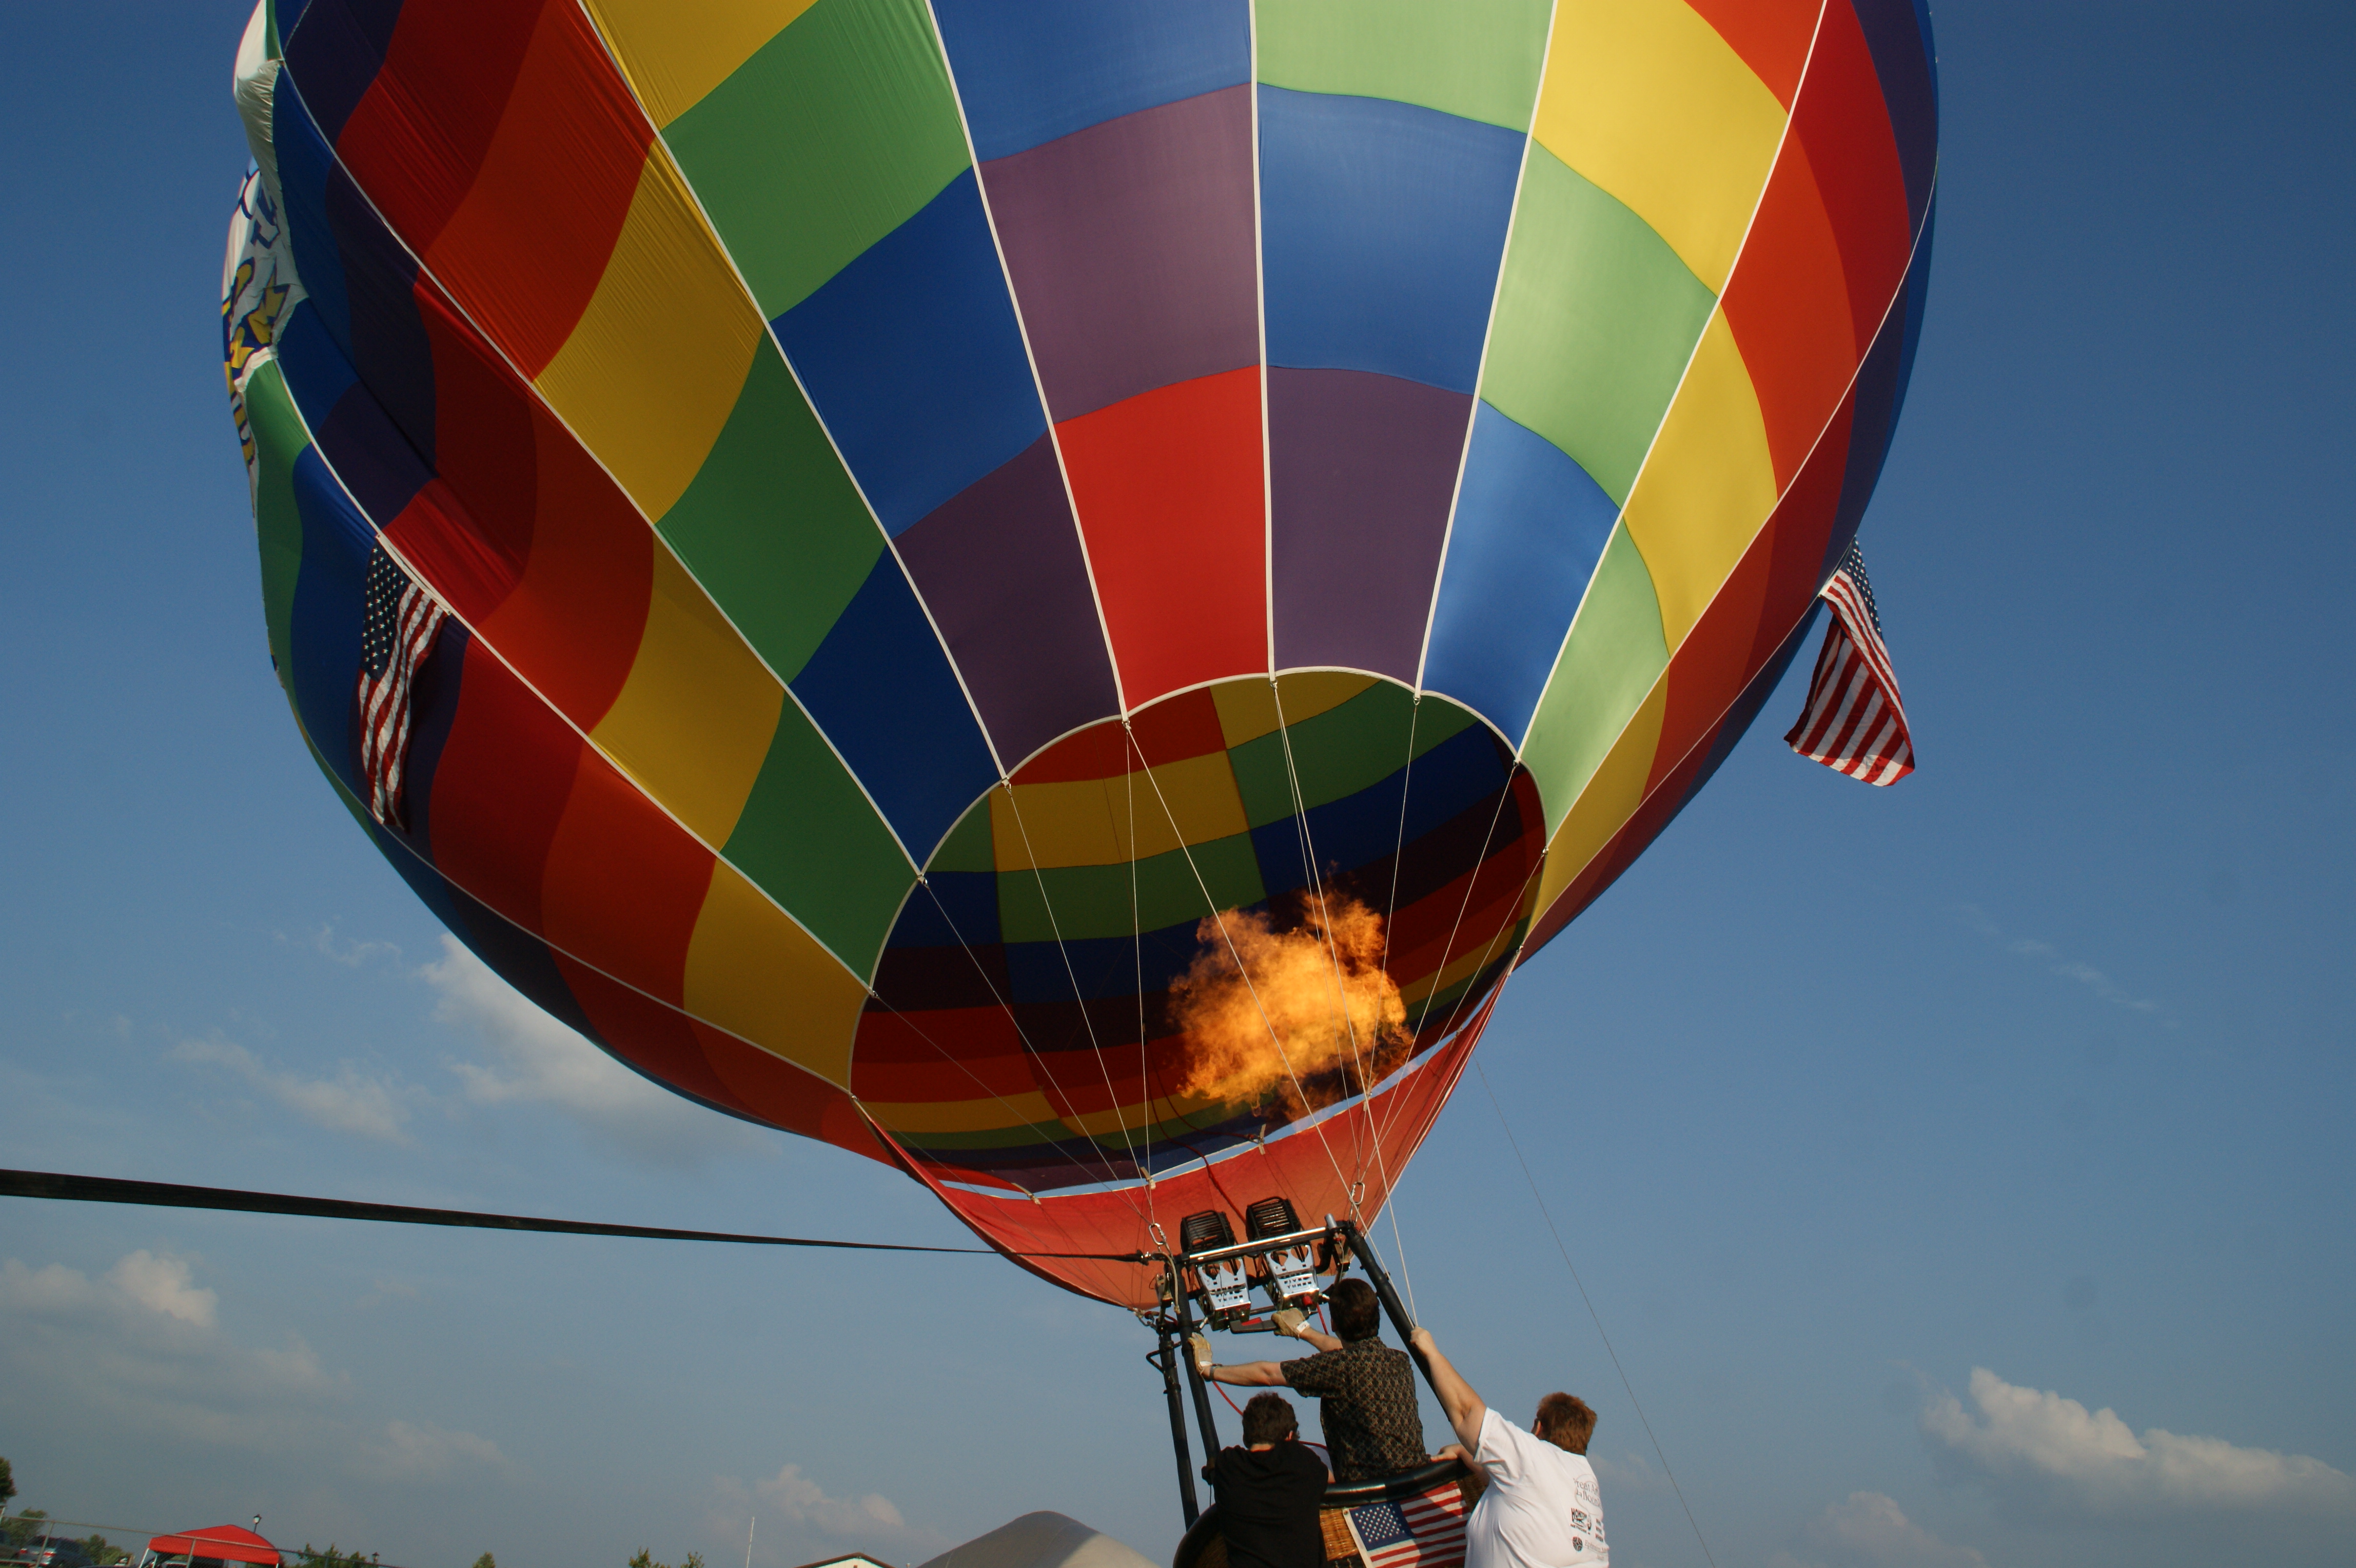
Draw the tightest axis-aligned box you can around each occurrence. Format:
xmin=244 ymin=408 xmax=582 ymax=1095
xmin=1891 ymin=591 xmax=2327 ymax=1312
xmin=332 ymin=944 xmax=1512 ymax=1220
xmin=916 ymin=1514 xmax=1152 ymax=1568
xmin=143 ymin=1526 xmax=280 ymax=1565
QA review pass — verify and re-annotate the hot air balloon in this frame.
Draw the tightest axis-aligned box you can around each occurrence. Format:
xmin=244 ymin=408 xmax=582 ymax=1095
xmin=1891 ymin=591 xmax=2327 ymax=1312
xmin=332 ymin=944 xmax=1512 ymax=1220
xmin=220 ymin=0 xmax=1936 ymax=1315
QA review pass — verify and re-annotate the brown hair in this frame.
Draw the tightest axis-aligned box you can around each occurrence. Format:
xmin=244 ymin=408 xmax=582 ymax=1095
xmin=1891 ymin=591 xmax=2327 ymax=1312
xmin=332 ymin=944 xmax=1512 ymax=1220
xmin=1534 ymin=1393 xmax=1596 ymax=1454
xmin=1242 ymin=1392 xmax=1299 ymax=1446
xmin=1329 ymin=1279 xmax=1382 ymax=1342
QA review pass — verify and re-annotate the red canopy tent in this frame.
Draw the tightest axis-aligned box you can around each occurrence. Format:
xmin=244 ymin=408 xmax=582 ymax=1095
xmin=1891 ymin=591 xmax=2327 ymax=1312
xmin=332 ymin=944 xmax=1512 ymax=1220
xmin=143 ymin=1527 xmax=280 ymax=1567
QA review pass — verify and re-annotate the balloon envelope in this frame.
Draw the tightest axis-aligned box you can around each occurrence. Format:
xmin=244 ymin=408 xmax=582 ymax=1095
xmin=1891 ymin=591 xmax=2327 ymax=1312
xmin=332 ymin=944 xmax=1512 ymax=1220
xmin=221 ymin=0 xmax=1936 ymax=1305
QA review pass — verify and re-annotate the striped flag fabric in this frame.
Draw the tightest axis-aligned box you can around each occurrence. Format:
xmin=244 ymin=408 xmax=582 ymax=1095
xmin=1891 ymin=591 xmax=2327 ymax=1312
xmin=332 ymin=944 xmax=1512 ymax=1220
xmin=355 ymin=540 xmax=448 ymax=830
xmin=1785 ymin=542 xmax=1915 ymax=786
xmin=1344 ymin=1477 xmax=1468 ymax=1568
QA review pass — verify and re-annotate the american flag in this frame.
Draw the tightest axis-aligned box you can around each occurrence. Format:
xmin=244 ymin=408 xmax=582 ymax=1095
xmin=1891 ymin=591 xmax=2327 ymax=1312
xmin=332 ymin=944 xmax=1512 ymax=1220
xmin=1345 ymin=1477 xmax=1467 ymax=1568
xmin=356 ymin=540 xmax=447 ymax=830
xmin=1784 ymin=542 xmax=1915 ymax=786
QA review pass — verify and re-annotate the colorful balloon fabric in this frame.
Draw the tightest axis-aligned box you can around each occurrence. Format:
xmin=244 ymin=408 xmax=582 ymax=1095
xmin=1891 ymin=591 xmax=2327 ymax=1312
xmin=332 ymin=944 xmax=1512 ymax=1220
xmin=221 ymin=0 xmax=1936 ymax=1306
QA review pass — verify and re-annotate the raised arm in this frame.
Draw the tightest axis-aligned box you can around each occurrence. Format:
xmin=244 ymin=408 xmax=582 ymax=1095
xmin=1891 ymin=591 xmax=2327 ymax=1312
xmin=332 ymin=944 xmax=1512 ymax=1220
xmin=1208 ymin=1359 xmax=1290 ymax=1387
xmin=1274 ymin=1309 xmax=1343 ymax=1354
xmin=1409 ymin=1327 xmax=1486 ymax=1452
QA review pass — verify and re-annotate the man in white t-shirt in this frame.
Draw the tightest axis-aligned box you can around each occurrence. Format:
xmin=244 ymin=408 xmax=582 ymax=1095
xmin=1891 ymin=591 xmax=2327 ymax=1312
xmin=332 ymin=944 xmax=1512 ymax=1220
xmin=1409 ymin=1326 xmax=1607 ymax=1568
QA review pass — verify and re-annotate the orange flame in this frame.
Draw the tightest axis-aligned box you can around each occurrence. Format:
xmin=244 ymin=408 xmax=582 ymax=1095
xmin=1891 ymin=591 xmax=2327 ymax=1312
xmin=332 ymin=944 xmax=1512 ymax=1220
xmin=1172 ymin=895 xmax=1410 ymax=1114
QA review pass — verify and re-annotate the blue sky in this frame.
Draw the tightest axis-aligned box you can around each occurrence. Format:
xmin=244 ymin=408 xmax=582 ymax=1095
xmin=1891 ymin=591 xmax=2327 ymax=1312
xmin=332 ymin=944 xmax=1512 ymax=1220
xmin=1 ymin=5 xmax=2348 ymax=1568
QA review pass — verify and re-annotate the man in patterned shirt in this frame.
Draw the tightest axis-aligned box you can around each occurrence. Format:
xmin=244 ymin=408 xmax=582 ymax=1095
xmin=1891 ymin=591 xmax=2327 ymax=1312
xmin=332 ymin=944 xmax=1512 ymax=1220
xmin=1203 ymin=1279 xmax=1431 ymax=1481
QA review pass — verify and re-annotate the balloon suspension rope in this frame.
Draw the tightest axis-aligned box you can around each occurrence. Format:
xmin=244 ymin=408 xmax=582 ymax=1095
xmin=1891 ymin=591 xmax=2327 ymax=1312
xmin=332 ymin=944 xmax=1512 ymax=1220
xmin=1472 ymin=1062 xmax=1720 ymax=1568
xmin=0 ymin=1169 xmax=1150 ymax=1262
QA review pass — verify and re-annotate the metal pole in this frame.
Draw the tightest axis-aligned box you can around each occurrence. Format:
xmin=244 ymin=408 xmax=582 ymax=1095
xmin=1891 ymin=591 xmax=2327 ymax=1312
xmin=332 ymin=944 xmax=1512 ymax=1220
xmin=1154 ymin=1317 xmax=1202 ymax=1526
xmin=1338 ymin=1219 xmax=1439 ymax=1396
xmin=1170 ymin=1259 xmax=1224 ymax=1462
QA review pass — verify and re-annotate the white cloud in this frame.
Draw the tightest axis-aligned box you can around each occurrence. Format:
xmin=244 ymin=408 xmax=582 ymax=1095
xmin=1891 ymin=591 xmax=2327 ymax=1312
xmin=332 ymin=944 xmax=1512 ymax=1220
xmin=1958 ymin=906 xmax=2170 ymax=1018
xmin=0 ymin=1250 xmax=346 ymax=1448
xmin=1920 ymin=1368 xmax=2356 ymax=1521
xmin=355 ymin=1278 xmax=422 ymax=1311
xmin=0 ymin=1248 xmax=503 ymax=1484
xmin=107 ymin=1248 xmax=219 ymax=1327
xmin=366 ymin=1419 xmax=509 ymax=1481
xmin=292 ymin=923 xmax=404 ymax=968
xmin=172 ymin=1031 xmax=419 ymax=1144
xmin=421 ymin=935 xmax=771 ymax=1166
xmin=1770 ymin=1493 xmax=1987 ymax=1568
xmin=5 ymin=1249 xmax=237 ymax=1341
xmin=2031 ymin=950 xmax=2159 ymax=1013
xmin=706 ymin=1467 xmax=948 ymax=1562
xmin=1589 ymin=1450 xmax=1667 ymax=1494
xmin=758 ymin=1464 xmax=913 ymax=1537
xmin=174 ymin=935 xmax=778 ymax=1162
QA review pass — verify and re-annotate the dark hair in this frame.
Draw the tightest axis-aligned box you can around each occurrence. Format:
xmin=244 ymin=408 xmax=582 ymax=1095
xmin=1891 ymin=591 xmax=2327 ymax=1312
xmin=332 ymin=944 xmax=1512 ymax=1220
xmin=1329 ymin=1279 xmax=1381 ymax=1342
xmin=1242 ymin=1393 xmax=1298 ymax=1446
xmin=1534 ymin=1393 xmax=1596 ymax=1455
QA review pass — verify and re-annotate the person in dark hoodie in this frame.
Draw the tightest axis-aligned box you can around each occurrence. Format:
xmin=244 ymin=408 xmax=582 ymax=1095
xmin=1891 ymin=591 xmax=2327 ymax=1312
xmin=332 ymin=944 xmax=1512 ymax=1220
xmin=1214 ymin=1393 xmax=1330 ymax=1568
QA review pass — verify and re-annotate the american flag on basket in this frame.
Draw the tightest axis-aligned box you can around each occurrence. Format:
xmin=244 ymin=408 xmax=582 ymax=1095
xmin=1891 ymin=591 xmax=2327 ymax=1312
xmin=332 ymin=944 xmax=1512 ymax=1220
xmin=1345 ymin=1478 xmax=1467 ymax=1568
xmin=1785 ymin=542 xmax=1915 ymax=786
xmin=356 ymin=540 xmax=447 ymax=831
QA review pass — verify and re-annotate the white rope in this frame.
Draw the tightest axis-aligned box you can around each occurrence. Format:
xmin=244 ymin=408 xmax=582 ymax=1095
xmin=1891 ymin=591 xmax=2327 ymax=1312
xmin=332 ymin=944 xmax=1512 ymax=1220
xmin=997 ymin=780 xmax=1150 ymax=1195
xmin=1474 ymin=1059 xmax=1719 ymax=1568
xmin=887 ymin=832 xmax=1166 ymax=1219
xmin=1370 ymin=756 xmax=1557 ymax=1171
xmin=1370 ymin=692 xmax=1428 ymax=1314
xmin=1266 ymin=677 xmax=1377 ymax=1178
xmin=1379 ymin=696 xmax=1424 ymax=977
xmin=1372 ymin=749 xmax=1526 ymax=1157
xmin=1125 ymin=732 xmax=1156 ymax=1220
xmin=1129 ymin=742 xmax=1360 ymax=1201
xmin=1262 ymin=678 xmax=1426 ymax=1299
xmin=861 ymin=961 xmax=1147 ymax=1218
xmin=1380 ymin=1160 xmax=1419 ymax=1321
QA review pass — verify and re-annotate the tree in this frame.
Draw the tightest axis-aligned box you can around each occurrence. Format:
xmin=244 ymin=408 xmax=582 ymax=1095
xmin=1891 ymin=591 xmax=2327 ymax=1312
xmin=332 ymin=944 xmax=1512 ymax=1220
xmin=4 ymin=1509 xmax=51 ymax=1554
xmin=470 ymin=1556 xmax=496 ymax=1568
xmin=0 ymin=1511 xmax=103 ymax=1567
xmin=627 ymin=1551 xmax=705 ymax=1568
xmin=294 ymin=1545 xmax=375 ymax=1568
xmin=0 ymin=1457 xmax=15 ymax=1513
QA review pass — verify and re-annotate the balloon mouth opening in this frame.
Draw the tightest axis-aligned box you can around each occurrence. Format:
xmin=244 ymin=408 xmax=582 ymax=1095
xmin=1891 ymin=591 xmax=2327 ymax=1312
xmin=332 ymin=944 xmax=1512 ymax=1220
xmin=851 ymin=675 xmax=1543 ymax=1199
